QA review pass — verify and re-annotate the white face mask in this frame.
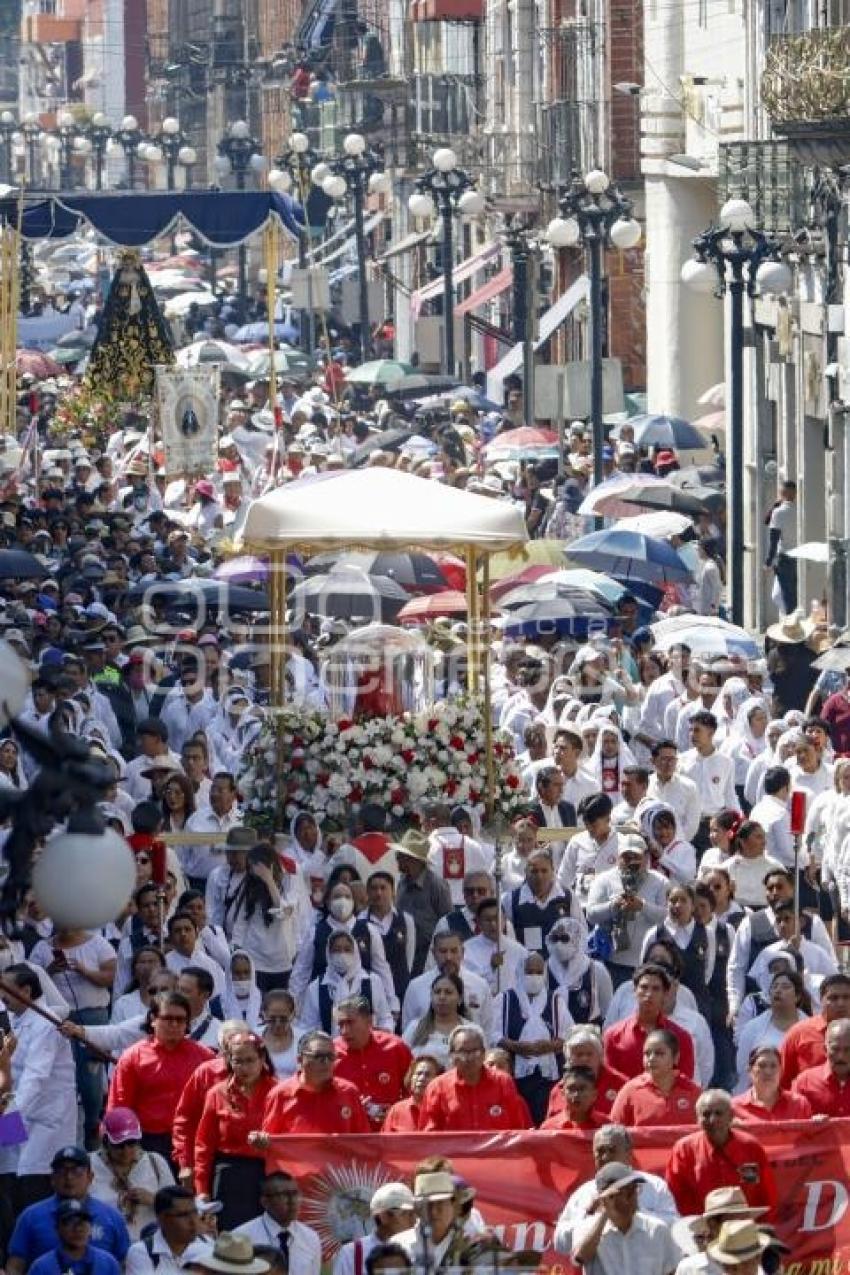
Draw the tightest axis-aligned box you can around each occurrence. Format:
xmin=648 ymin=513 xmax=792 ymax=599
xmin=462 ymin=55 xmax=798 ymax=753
xmin=231 ymin=979 xmax=252 ymax=999
xmin=329 ymin=896 xmax=354 ymax=921
xmin=553 ymin=940 xmax=573 ymax=961
xmin=524 ymin=974 xmax=546 ymax=996
xmin=329 ymin=951 xmax=355 ymax=976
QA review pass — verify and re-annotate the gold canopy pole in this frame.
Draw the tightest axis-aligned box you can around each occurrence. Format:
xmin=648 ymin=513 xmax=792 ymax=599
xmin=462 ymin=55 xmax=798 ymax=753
xmin=465 ymin=546 xmax=479 ymax=694
xmin=481 ymin=553 xmax=495 ymax=818
xmin=0 ymin=191 xmax=22 ymax=435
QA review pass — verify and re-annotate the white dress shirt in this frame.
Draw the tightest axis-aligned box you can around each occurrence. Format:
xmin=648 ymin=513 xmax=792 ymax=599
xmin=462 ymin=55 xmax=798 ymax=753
xmin=677 ymin=748 xmax=739 ymax=816
xmin=236 ymin=1215 xmax=321 ymax=1275
xmin=554 ymin=1174 xmax=679 ymax=1255
xmin=646 ymin=774 xmax=700 ymax=843
xmin=727 ymin=908 xmax=836 ymax=1014
xmin=126 ymin=1231 xmax=212 ymax=1275
xmin=401 ymin=963 xmax=493 ymax=1038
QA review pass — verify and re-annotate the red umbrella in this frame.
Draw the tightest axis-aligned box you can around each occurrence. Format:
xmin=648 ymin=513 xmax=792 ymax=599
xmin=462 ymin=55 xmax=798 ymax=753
xmin=16 ymin=350 xmax=63 ymax=379
xmin=430 ymin=553 xmax=467 ymax=591
xmin=397 ymin=590 xmax=471 ymax=624
xmin=489 ymin=564 xmax=557 ymax=603
xmin=484 ymin=426 xmax=559 ymax=458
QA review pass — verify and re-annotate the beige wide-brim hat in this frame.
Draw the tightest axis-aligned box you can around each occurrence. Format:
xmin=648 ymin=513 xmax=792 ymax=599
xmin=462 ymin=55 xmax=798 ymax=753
xmin=393 ymin=828 xmax=430 ymax=863
xmin=701 ymin=1187 xmax=769 ymax=1220
xmin=189 ymin=1233 xmax=270 ymax=1275
xmin=765 ymin=608 xmax=814 ymax=645
xmin=706 ymin=1220 xmax=776 ymax=1267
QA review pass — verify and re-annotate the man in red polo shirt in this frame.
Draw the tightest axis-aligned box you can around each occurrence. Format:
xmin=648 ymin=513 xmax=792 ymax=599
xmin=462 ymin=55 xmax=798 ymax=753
xmin=665 ymin=1090 xmax=777 ymax=1219
xmin=546 ymin=1028 xmax=628 ymax=1122
xmin=604 ymin=964 xmax=696 ymax=1080
xmin=252 ymin=1030 xmax=370 ymax=1139
xmin=107 ymin=991 xmax=213 ymax=1164
xmin=792 ymin=1017 xmax=850 ymax=1116
xmin=418 ymin=1025 xmax=531 ymax=1131
xmin=780 ymin=973 xmax=850 ymax=1085
xmin=541 ymin=1066 xmax=607 ymax=1130
xmin=333 ymin=995 xmax=413 ymax=1127
xmin=610 ymin=1028 xmax=702 ymax=1127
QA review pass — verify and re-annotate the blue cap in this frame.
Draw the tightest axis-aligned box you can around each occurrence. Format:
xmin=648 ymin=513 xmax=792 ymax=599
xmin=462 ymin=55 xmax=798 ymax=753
xmin=51 ymin=1145 xmax=90 ymax=1169
xmin=56 ymin=1199 xmax=93 ymax=1223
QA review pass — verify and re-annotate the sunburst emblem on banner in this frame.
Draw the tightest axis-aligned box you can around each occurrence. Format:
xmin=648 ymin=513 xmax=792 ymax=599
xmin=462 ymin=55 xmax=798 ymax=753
xmin=300 ymin=1162 xmax=395 ymax=1256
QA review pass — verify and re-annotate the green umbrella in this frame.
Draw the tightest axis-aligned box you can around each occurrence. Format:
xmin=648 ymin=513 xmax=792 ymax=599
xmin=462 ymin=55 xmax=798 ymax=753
xmin=246 ymin=347 xmax=317 ymax=378
xmin=345 ymin=359 xmax=416 ymax=386
xmin=47 ymin=346 xmax=88 ymax=366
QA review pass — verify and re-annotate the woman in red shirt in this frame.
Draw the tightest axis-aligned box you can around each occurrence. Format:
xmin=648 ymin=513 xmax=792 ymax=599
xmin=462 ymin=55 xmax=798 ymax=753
xmin=383 ymin=1055 xmax=443 ymax=1131
xmin=610 ymin=1028 xmax=702 ymax=1127
xmin=194 ymin=1032 xmax=278 ymax=1229
xmin=732 ymin=1044 xmax=812 ymax=1123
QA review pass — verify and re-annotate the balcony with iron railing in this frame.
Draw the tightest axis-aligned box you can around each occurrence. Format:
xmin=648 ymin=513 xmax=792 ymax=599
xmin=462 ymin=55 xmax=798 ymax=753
xmin=762 ymin=25 xmax=850 ymax=137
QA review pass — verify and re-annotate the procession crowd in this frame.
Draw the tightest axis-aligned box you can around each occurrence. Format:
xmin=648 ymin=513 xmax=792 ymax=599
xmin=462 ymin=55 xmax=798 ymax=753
xmin=0 ymin=345 xmax=841 ymax=1275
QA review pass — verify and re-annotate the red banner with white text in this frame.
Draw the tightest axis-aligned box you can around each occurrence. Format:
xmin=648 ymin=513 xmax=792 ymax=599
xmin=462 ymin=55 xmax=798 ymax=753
xmin=268 ymin=1123 xmax=850 ymax=1274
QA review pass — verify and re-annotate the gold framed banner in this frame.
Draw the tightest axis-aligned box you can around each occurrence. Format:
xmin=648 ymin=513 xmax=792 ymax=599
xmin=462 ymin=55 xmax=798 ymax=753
xmin=156 ymin=363 xmax=220 ymax=475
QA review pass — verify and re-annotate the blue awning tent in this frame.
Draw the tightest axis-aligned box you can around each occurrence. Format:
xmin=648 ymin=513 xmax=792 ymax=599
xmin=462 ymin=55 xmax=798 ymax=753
xmin=0 ymin=190 xmax=303 ymax=247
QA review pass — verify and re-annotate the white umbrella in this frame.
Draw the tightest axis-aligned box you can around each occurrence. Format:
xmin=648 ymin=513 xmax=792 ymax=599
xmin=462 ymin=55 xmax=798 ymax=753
xmin=614 ymin=511 xmax=693 ymax=539
xmin=334 ymin=623 xmax=432 ymax=654
xmin=650 ymin=615 xmax=761 ymax=658
xmin=789 ymin=542 xmax=830 ymax=563
xmin=176 ymin=339 xmax=250 ymax=370
xmin=698 ymin=382 xmax=726 ymax=408
xmin=164 ymin=290 xmax=218 ymax=318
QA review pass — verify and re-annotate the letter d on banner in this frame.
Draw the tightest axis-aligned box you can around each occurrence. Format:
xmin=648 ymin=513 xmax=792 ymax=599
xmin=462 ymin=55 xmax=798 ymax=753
xmin=802 ymin=1181 xmax=849 ymax=1232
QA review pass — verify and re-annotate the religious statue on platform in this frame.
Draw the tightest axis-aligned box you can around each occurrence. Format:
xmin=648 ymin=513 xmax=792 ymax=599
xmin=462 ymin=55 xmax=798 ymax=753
xmin=85 ymin=250 xmax=174 ymax=400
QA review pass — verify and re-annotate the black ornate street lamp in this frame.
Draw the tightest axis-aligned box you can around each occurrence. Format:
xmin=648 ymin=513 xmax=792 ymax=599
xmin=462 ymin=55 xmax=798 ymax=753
xmin=272 ymin=133 xmax=319 ymax=356
xmin=114 ymin=114 xmax=147 ymax=190
xmin=79 ymin=112 xmax=113 ymax=191
xmin=216 ymin=120 xmax=265 ymax=322
xmin=683 ymin=198 xmax=788 ymax=625
xmin=409 ymin=147 xmax=484 ymax=376
xmin=323 ymin=132 xmax=391 ymax=363
xmin=547 ymin=168 xmax=642 ymax=503
xmin=20 ymin=114 xmax=44 ymax=188
xmin=0 ymin=112 xmax=16 ymax=185
xmin=54 ymin=110 xmax=80 ymax=190
xmin=153 ymin=116 xmax=195 ymax=190
xmin=502 ymin=215 xmax=542 ymax=429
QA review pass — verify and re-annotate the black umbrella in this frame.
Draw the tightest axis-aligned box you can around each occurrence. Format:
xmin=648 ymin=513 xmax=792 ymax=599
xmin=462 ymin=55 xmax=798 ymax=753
xmin=671 ymin=464 xmax=725 ymax=490
xmin=0 ymin=550 xmax=49 ymax=581
xmin=289 ymin=566 xmax=410 ymax=621
xmin=383 ymin=373 xmax=461 ymax=399
xmin=350 ymin=428 xmax=421 ymax=467
xmin=127 ymin=578 xmax=268 ymax=612
xmin=622 ymin=483 xmax=724 ymax=515
xmin=304 ymin=550 xmax=450 ymax=594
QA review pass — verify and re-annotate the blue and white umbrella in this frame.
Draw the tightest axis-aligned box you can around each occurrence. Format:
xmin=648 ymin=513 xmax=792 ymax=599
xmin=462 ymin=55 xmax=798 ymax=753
xmin=564 ymin=528 xmax=693 ymax=584
xmin=620 ymin=414 xmax=710 ymax=451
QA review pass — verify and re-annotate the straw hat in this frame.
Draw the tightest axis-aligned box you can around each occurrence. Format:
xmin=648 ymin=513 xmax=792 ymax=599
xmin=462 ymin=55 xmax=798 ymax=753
xmin=701 ymin=1187 xmax=769 ymax=1220
xmin=189 ymin=1234 xmax=270 ymax=1275
xmin=413 ymin=1171 xmax=456 ymax=1202
xmin=706 ymin=1220 xmax=778 ymax=1267
xmin=765 ymin=608 xmax=813 ymax=645
xmin=394 ymin=828 xmax=430 ymax=863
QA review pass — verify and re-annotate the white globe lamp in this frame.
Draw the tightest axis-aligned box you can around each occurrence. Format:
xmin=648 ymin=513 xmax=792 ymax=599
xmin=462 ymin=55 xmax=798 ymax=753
xmin=457 ymin=189 xmax=485 ymax=216
xmin=310 ymin=161 xmax=330 ymax=186
xmin=290 ymin=132 xmax=309 ymax=154
xmin=610 ymin=218 xmax=642 ymax=250
xmin=433 ymin=147 xmax=457 ymax=172
xmin=584 ymin=168 xmax=609 ymax=195
xmin=755 ymin=259 xmax=792 ymax=295
xmin=719 ymin=198 xmax=754 ymax=233
xmin=368 ymin=171 xmax=391 ymax=195
xmin=323 ymin=173 xmax=347 ymax=200
xmin=343 ymin=132 xmax=366 ymax=157
xmin=681 ymin=257 xmax=717 ymax=293
xmin=408 ymin=191 xmax=435 ymax=219
xmin=33 ymin=825 xmax=137 ymax=930
xmin=547 ymin=216 xmax=581 ymax=248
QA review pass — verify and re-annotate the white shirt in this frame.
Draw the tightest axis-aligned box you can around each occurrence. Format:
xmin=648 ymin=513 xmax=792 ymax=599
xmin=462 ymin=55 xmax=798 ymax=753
xmin=124 ymin=749 xmax=183 ymax=803
xmin=402 ymin=963 xmax=494 ymax=1038
xmin=748 ymin=794 xmax=800 ymax=870
xmin=677 ymin=748 xmax=739 ymax=816
xmin=236 ymin=1215 xmax=322 ymax=1275
xmin=29 ymin=933 xmax=116 ymax=1011
xmin=557 ymin=830 xmax=625 ymax=899
xmin=788 ymin=760 xmax=835 ymax=802
xmin=90 ymin=1149 xmax=175 ymax=1240
xmin=646 ymin=774 xmax=700 ymax=843
xmin=182 ymin=804 xmax=243 ymax=880
xmin=554 ymin=1174 xmax=679 ymax=1255
xmin=1 ymin=1005 xmax=77 ymax=1176
xmin=769 ymin=498 xmax=797 ymax=552
xmin=165 ymin=945 xmax=226 ymax=997
xmin=463 ymin=932 xmax=529 ymax=997
xmin=126 ymin=1231 xmax=212 ymax=1275
xmin=569 ymin=1210 xmax=681 ymax=1275
xmin=727 ymin=908 xmax=836 ymax=1014
xmin=159 ymin=687 xmax=218 ymax=754
xmin=427 ymin=829 xmax=491 ymax=905
xmin=333 ymin=1234 xmax=380 ymax=1275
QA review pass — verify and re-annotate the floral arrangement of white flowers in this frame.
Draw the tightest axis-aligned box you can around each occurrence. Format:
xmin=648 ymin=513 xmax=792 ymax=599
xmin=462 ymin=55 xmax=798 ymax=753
xmin=239 ymin=697 xmax=525 ymax=828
